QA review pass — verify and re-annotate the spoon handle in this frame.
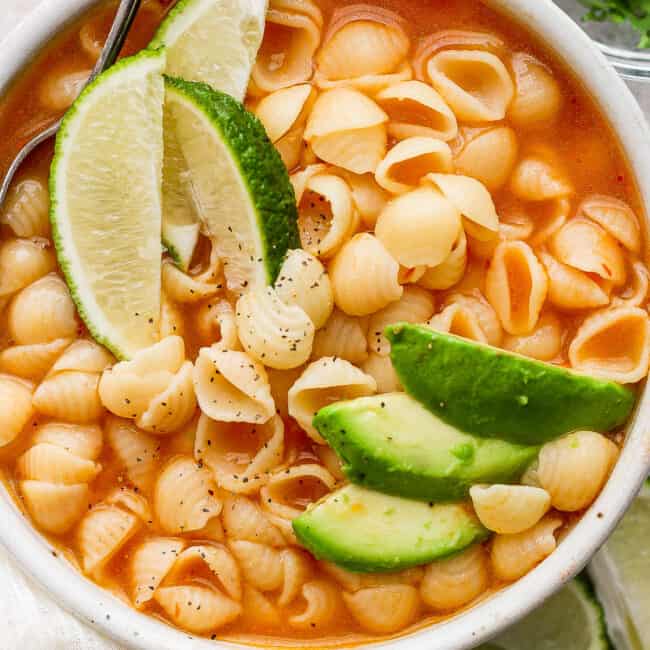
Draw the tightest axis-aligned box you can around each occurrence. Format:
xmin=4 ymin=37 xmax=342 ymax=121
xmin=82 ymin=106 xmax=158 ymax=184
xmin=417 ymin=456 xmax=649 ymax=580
xmin=0 ymin=0 xmax=142 ymax=207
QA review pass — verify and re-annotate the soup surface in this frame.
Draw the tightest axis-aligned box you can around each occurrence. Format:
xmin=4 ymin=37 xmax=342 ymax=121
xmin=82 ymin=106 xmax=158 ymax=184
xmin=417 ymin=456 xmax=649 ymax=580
xmin=0 ymin=0 xmax=648 ymax=646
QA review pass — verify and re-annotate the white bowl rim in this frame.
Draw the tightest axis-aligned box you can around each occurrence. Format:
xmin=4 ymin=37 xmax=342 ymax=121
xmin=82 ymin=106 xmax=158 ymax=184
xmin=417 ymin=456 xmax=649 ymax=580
xmin=1 ymin=1 xmax=649 ymax=648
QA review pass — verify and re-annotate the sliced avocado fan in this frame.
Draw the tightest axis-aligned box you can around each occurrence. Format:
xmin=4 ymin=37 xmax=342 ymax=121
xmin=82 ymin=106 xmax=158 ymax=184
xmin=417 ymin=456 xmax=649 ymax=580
xmin=293 ymin=484 xmax=488 ymax=572
xmin=314 ymin=393 xmax=539 ymax=502
xmin=387 ymin=324 xmax=635 ymax=445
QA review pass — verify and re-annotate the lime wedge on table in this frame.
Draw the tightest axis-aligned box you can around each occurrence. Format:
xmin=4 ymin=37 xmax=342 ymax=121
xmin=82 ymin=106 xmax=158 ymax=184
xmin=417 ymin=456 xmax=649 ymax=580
xmin=49 ymin=50 xmax=165 ymax=359
xmin=164 ymin=76 xmax=299 ymax=290
xmin=480 ymin=576 xmax=611 ymax=650
xmin=150 ymin=0 xmax=267 ymax=270
xmin=590 ymin=480 xmax=650 ymax=650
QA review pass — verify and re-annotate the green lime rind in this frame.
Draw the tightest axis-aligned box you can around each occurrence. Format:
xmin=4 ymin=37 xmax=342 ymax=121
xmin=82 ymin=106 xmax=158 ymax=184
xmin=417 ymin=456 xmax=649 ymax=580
xmin=164 ymin=76 xmax=299 ymax=286
xmin=387 ymin=325 xmax=635 ymax=445
xmin=149 ymin=0 xmax=197 ymax=49
xmin=49 ymin=49 xmax=166 ymax=360
xmin=484 ymin=574 xmax=613 ymax=650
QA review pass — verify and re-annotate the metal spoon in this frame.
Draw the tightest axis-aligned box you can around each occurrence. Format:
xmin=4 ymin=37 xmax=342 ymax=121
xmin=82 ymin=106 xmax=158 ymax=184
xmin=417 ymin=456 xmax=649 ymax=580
xmin=0 ymin=0 xmax=142 ymax=207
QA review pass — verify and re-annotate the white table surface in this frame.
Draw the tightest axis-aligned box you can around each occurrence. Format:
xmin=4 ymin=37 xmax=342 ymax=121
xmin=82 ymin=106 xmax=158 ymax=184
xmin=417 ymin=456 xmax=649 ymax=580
xmin=1 ymin=2 xmax=648 ymax=649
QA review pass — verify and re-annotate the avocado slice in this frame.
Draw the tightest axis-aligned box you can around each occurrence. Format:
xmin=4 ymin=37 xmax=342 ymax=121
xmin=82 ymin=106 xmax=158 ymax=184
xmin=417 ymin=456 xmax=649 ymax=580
xmin=387 ymin=324 xmax=635 ymax=445
xmin=293 ymin=484 xmax=487 ymax=572
xmin=314 ymin=393 xmax=539 ymax=501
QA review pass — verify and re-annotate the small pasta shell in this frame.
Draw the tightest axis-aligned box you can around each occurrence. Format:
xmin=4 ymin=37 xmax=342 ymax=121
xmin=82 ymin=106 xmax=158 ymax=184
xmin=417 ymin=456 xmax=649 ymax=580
xmin=290 ymin=163 xmax=329 ymax=202
xmin=255 ymin=84 xmax=314 ymax=143
xmin=367 ymin=286 xmax=435 ymax=356
xmin=104 ymin=487 xmax=153 ymax=524
xmin=39 ymin=68 xmax=90 ymax=110
xmin=106 ymin=417 xmax=159 ymax=491
xmin=162 ymin=258 xmax=220 ymax=303
xmin=260 ymin=464 xmax=337 ymax=520
xmin=195 ymin=299 xmax=240 ymax=350
xmin=193 ymin=346 xmax=275 ymax=423
xmin=344 ymin=584 xmax=419 ymax=634
xmin=510 ymin=152 xmax=573 ymax=201
xmin=304 ymin=88 xmax=388 ymax=173
xmin=329 ymin=233 xmax=403 ymax=316
xmin=77 ymin=505 xmax=140 ymax=575
xmin=470 ymin=484 xmax=551 ymax=534
xmin=420 ymin=545 xmax=489 ymax=611
xmin=131 ymin=537 xmax=186 ymax=608
xmin=33 ymin=372 xmax=104 ymax=423
xmin=290 ymin=580 xmax=341 ymax=630
xmin=485 ymin=241 xmax=548 ymax=335
xmin=375 ymin=138 xmax=453 ymax=194
xmin=361 ymin=353 xmax=402 ymax=393
xmin=311 ymin=308 xmax=368 ymax=364
xmin=419 ymin=229 xmax=467 ymax=291
xmin=429 ymin=290 xmax=503 ymax=346
xmin=376 ymin=187 xmax=461 ymax=268
xmin=274 ymin=249 xmax=334 ymax=329
xmin=527 ymin=197 xmax=570 ymax=246
xmin=222 ymin=495 xmax=285 ymax=546
xmin=8 ymin=274 xmax=79 ymax=345
xmin=538 ymin=431 xmax=619 ymax=512
xmin=279 ymin=548 xmax=313 ymax=606
xmin=490 ymin=515 xmax=562 ymax=582
xmin=154 ymin=585 xmax=241 ymax=634
xmin=453 ymin=126 xmax=518 ymax=191
xmin=298 ymin=173 xmax=359 ymax=259
xmin=314 ymin=61 xmax=413 ymax=94
xmin=508 ymin=53 xmax=562 ymax=127
xmin=539 ymin=251 xmax=609 ymax=311
xmin=236 ymin=286 xmax=315 ymax=370
xmin=337 ymin=170 xmax=389 ymax=229
xmin=427 ymin=50 xmax=514 ymax=122
xmin=17 ymin=443 xmax=101 ymax=484
xmin=568 ymin=307 xmax=650 ymax=383
xmin=316 ymin=7 xmax=409 ymax=81
xmin=195 ymin=414 xmax=284 ymax=494
xmin=289 ymin=357 xmax=376 ymax=442
xmin=267 ymin=365 xmax=305 ymax=419
xmin=0 ymin=338 xmax=71 ymax=381
xmin=0 ymin=178 xmax=50 ymax=238
xmin=376 ymin=80 xmax=458 ymax=141
xmin=33 ymin=421 xmax=102 ymax=460
xmin=240 ymin=585 xmax=281 ymax=628
xmin=20 ymin=481 xmax=89 ymax=535
xmin=50 ymin=339 xmax=113 ymax=375
xmin=160 ymin=293 xmax=184 ymax=339
xmin=79 ymin=19 xmax=104 ymax=60
xmin=229 ymin=541 xmax=284 ymax=592
xmin=614 ymin=260 xmax=650 ymax=308
xmin=502 ymin=312 xmax=562 ymax=361
xmin=550 ymin=218 xmax=626 ymax=287
xmin=577 ymin=194 xmax=641 ymax=253
xmin=154 ymin=456 xmax=222 ymax=534
xmin=251 ymin=0 xmax=322 ymax=93
xmin=425 ymin=173 xmax=499 ymax=239
xmin=136 ymin=361 xmax=197 ymax=434
xmin=0 ymin=237 xmax=56 ymax=297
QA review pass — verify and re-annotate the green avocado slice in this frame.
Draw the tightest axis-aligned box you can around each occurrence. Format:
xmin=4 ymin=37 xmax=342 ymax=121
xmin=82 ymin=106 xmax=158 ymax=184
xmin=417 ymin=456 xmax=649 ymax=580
xmin=293 ymin=484 xmax=488 ymax=572
xmin=387 ymin=324 xmax=635 ymax=445
xmin=314 ymin=393 xmax=539 ymax=501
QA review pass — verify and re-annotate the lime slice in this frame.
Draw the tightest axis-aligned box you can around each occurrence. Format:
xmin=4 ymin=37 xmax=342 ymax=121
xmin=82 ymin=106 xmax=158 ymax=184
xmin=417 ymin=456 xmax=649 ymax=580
xmin=482 ymin=576 xmax=611 ymax=650
xmin=590 ymin=480 xmax=650 ymax=650
xmin=164 ymin=76 xmax=299 ymax=290
xmin=50 ymin=49 xmax=165 ymax=359
xmin=150 ymin=0 xmax=267 ymax=270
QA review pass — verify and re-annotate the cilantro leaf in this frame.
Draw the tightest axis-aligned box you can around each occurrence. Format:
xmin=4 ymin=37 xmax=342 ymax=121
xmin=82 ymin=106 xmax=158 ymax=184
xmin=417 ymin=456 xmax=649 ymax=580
xmin=579 ymin=0 xmax=650 ymax=48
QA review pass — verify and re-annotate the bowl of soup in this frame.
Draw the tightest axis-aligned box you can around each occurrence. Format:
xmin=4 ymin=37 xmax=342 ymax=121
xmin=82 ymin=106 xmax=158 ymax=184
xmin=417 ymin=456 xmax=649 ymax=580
xmin=0 ymin=0 xmax=649 ymax=648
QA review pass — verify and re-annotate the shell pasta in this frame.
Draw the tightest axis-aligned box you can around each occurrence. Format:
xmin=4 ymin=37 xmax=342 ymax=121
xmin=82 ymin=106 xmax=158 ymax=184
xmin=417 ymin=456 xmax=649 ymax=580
xmin=0 ymin=0 xmax=648 ymax=645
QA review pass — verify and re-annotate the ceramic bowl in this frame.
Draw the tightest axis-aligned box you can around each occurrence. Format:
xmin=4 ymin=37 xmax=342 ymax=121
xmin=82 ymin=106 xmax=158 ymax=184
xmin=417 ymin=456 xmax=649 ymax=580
xmin=0 ymin=1 xmax=649 ymax=648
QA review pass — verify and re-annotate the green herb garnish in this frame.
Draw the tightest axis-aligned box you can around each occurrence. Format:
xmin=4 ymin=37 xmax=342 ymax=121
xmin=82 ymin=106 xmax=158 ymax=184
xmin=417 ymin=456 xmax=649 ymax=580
xmin=580 ymin=0 xmax=650 ymax=48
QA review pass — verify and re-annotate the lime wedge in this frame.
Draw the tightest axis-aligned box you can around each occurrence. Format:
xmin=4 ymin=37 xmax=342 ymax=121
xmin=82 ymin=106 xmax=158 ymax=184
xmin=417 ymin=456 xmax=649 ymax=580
xmin=164 ymin=76 xmax=299 ymax=290
xmin=482 ymin=576 xmax=611 ymax=650
xmin=50 ymin=49 xmax=165 ymax=359
xmin=150 ymin=0 xmax=267 ymax=270
xmin=590 ymin=480 xmax=650 ymax=650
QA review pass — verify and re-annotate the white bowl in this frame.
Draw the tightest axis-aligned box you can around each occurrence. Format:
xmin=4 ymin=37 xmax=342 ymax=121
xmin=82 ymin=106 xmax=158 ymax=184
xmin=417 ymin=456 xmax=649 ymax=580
xmin=1 ymin=1 xmax=649 ymax=648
